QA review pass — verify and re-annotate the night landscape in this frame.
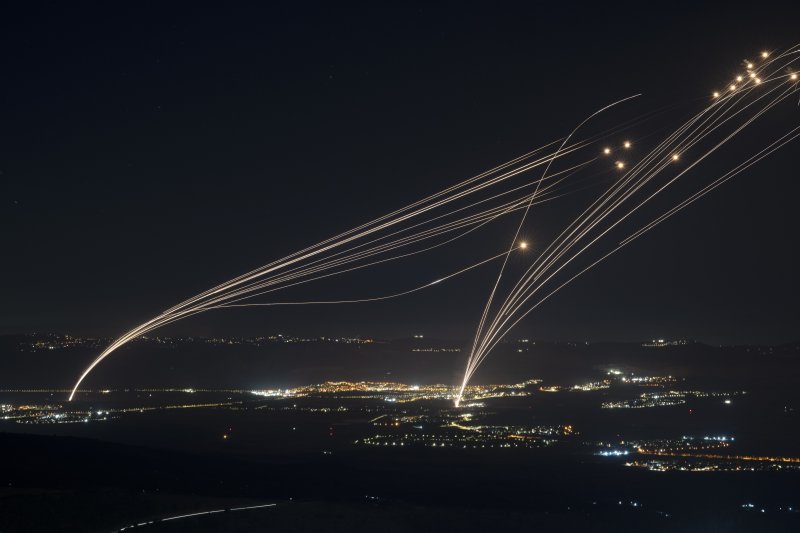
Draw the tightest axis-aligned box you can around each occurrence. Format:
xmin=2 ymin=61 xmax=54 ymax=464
xmin=2 ymin=3 xmax=800 ymax=532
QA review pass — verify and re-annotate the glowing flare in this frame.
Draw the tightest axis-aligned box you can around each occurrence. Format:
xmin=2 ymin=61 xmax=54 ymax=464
xmin=603 ymin=147 xmax=611 ymax=155
xmin=616 ymin=161 xmax=625 ymax=169
xmin=792 ymin=73 xmax=798 ymax=81
xmin=623 ymin=141 xmax=631 ymax=149
xmin=519 ymin=241 xmax=528 ymax=250
xmin=713 ymin=91 xmax=720 ymax=98
xmin=736 ymin=76 xmax=743 ymax=82
xmin=761 ymin=51 xmax=769 ymax=59
xmin=746 ymin=62 xmax=754 ymax=70
xmin=456 ymin=46 xmax=800 ymax=406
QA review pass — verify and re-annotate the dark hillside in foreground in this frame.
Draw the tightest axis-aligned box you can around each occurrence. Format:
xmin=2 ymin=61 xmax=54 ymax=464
xmin=2 ymin=431 xmax=800 ymax=533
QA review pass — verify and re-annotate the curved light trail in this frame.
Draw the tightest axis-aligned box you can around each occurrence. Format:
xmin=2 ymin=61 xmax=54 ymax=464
xmin=68 ymin=45 xmax=800 ymax=403
xmin=455 ymin=45 xmax=800 ymax=405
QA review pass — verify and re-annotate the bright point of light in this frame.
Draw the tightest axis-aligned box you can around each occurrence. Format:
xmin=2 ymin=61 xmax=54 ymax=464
xmin=730 ymin=84 xmax=736 ymax=91
xmin=603 ymin=147 xmax=611 ymax=155
xmin=736 ymin=76 xmax=743 ymax=82
xmin=755 ymin=78 xmax=761 ymax=84
xmin=598 ymin=449 xmax=630 ymax=456
xmin=623 ymin=141 xmax=631 ymax=149
xmin=616 ymin=161 xmax=625 ymax=169
xmin=672 ymin=154 xmax=680 ymax=161
xmin=519 ymin=241 xmax=528 ymax=250
xmin=746 ymin=62 xmax=754 ymax=69
xmin=761 ymin=51 xmax=769 ymax=59
xmin=713 ymin=91 xmax=720 ymax=98
xmin=724 ymin=399 xmax=732 ymax=404
xmin=792 ymin=73 xmax=798 ymax=81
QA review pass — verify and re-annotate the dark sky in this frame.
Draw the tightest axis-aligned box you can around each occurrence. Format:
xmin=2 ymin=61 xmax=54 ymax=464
xmin=2 ymin=2 xmax=799 ymax=344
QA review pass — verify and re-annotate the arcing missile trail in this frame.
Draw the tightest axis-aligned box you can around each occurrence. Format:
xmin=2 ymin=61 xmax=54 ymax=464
xmin=467 ymin=94 xmax=641 ymax=388
xmin=68 ymin=46 xmax=800 ymax=402
xmin=456 ymin=45 xmax=800 ymax=405
xmin=214 ymin=247 xmax=524 ymax=309
xmin=67 ymin=140 xmax=585 ymax=400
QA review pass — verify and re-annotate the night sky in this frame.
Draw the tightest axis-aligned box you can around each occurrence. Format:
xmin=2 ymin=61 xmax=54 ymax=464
xmin=3 ymin=2 xmax=799 ymax=344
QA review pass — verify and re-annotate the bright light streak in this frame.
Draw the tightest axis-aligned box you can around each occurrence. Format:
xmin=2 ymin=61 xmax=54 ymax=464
xmin=64 ymin=43 xmax=800 ymax=406
xmin=456 ymin=42 xmax=800 ymax=406
xmin=114 ymin=503 xmax=277 ymax=532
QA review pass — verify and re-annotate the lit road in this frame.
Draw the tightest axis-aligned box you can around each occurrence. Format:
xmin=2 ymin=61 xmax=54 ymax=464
xmin=112 ymin=502 xmax=278 ymax=531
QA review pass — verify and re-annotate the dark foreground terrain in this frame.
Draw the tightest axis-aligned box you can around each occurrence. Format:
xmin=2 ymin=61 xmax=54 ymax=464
xmin=2 ymin=431 xmax=799 ymax=532
xmin=2 ymin=336 xmax=799 ymax=531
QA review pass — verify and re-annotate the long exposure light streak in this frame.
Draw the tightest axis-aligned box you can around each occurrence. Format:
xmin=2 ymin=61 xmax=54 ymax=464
xmin=113 ymin=503 xmax=277 ymax=532
xmin=215 ymin=247 xmax=524 ymax=308
xmin=466 ymin=95 xmax=641 ymax=395
xmin=69 ymin=45 xmax=799 ymax=402
xmin=455 ymin=44 xmax=800 ymax=405
xmin=459 ymin=90 xmax=798 ymax=404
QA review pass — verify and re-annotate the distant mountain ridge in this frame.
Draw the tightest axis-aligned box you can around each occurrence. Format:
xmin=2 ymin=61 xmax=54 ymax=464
xmin=1 ymin=334 xmax=798 ymax=390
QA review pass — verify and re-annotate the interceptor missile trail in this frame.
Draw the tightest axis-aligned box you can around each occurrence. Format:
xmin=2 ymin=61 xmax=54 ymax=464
xmin=214 ymin=247 xmax=525 ymax=309
xmin=455 ymin=45 xmax=800 ymax=406
xmin=67 ymin=141 xmax=590 ymax=400
xmin=466 ymin=94 xmax=641 ymax=393
xmin=69 ymin=45 xmax=800 ymax=402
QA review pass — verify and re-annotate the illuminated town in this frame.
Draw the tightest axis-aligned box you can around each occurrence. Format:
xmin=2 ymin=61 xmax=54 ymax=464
xmin=3 ymin=7 xmax=800 ymax=530
xmin=2 ymin=366 xmax=796 ymax=476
